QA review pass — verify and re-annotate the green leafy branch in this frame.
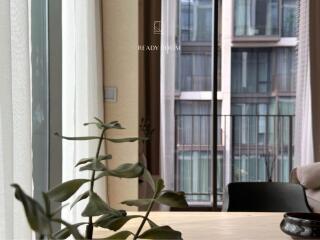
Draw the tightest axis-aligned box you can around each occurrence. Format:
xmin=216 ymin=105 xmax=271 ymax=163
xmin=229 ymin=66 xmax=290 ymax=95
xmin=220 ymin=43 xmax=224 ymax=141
xmin=12 ymin=118 xmax=188 ymax=239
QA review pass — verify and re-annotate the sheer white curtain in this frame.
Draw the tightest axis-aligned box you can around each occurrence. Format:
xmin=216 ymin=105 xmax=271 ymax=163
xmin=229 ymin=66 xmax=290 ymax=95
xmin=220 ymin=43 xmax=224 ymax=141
xmin=294 ymin=0 xmax=313 ymax=166
xmin=0 ymin=0 xmax=32 ymax=239
xmin=62 ymin=0 xmax=106 ymax=223
xmin=160 ymin=0 xmax=177 ymax=191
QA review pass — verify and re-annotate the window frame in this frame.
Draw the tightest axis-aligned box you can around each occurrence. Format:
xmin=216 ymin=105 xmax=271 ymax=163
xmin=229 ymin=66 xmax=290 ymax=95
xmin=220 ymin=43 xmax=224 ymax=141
xmin=31 ymin=0 xmax=62 ymax=220
xmin=31 ymin=0 xmax=50 ymax=203
xmin=47 ymin=0 xmax=62 ymax=192
xmin=31 ymin=0 xmax=62 ymax=232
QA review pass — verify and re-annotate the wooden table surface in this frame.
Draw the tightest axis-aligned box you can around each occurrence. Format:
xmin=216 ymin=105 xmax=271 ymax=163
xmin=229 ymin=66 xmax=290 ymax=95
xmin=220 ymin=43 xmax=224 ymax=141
xmin=94 ymin=212 xmax=293 ymax=240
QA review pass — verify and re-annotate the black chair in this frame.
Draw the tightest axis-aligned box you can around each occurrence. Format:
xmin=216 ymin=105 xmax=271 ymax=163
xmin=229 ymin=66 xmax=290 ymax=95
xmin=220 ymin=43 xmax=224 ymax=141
xmin=222 ymin=182 xmax=312 ymax=212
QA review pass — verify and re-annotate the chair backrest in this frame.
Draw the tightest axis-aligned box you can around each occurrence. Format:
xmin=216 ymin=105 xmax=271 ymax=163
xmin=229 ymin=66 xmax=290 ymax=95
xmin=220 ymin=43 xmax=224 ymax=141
xmin=222 ymin=182 xmax=311 ymax=212
xmin=290 ymin=168 xmax=300 ymax=184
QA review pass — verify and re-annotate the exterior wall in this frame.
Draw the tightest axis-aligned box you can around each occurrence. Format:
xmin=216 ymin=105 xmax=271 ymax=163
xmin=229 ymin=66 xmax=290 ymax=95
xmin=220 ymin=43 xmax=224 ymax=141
xmin=102 ymin=0 xmax=139 ymax=210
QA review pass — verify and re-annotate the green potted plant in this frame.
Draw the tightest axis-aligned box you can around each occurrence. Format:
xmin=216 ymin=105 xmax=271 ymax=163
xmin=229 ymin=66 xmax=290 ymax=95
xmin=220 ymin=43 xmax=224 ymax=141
xmin=12 ymin=118 xmax=188 ymax=239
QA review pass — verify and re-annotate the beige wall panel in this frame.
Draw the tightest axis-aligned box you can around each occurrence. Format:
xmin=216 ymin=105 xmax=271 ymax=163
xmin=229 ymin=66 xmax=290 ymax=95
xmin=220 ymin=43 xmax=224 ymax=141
xmin=102 ymin=0 xmax=139 ymax=210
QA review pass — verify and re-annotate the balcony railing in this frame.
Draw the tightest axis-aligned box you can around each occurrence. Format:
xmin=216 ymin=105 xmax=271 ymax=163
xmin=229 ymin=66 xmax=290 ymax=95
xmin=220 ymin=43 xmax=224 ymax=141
xmin=174 ymin=114 xmax=294 ymax=206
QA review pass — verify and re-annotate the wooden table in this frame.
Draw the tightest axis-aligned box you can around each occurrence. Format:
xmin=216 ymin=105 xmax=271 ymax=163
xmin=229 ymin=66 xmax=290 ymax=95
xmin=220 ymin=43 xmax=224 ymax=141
xmin=94 ymin=212 xmax=292 ymax=240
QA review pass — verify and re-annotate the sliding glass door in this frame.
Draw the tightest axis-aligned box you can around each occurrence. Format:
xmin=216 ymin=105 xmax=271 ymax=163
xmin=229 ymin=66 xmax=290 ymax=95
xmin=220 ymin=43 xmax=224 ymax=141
xmin=164 ymin=0 xmax=298 ymax=209
xmin=174 ymin=0 xmax=218 ymax=208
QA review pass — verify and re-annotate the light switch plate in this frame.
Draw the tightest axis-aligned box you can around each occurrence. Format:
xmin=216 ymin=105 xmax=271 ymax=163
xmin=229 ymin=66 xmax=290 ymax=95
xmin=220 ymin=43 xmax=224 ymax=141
xmin=104 ymin=87 xmax=117 ymax=102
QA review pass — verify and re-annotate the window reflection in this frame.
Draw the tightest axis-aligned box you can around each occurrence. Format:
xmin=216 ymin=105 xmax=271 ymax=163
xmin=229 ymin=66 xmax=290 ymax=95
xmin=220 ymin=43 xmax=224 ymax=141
xmin=179 ymin=52 xmax=212 ymax=91
xmin=231 ymin=48 xmax=296 ymax=94
xmin=180 ymin=0 xmax=213 ymax=42
xmin=234 ymin=0 xmax=280 ymax=37
xmin=282 ymin=0 xmax=298 ymax=37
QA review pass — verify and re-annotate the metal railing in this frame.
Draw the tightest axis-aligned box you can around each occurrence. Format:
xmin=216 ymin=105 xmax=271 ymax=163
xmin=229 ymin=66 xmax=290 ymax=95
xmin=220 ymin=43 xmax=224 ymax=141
xmin=174 ymin=114 xmax=295 ymax=205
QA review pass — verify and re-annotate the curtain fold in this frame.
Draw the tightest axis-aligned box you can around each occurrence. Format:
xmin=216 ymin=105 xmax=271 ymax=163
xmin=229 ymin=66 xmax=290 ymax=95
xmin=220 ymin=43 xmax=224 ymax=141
xmin=160 ymin=0 xmax=177 ymax=191
xmin=309 ymin=0 xmax=320 ymax=163
xmin=0 ymin=0 xmax=32 ymax=239
xmin=294 ymin=0 xmax=313 ymax=166
xmin=62 ymin=0 xmax=106 ymax=224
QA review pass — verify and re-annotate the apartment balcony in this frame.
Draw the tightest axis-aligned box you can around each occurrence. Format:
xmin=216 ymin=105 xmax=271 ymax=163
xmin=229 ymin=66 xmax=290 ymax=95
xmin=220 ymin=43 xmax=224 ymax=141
xmin=174 ymin=114 xmax=295 ymax=206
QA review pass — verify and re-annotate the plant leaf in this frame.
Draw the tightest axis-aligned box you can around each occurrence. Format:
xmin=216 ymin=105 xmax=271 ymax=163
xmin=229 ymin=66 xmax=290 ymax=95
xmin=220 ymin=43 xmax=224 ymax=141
xmin=156 ymin=191 xmax=188 ymax=208
xmin=53 ymin=227 xmax=70 ymax=239
xmin=94 ymin=117 xmax=104 ymax=124
xmin=51 ymin=203 xmax=69 ymax=217
xmin=106 ymin=137 xmax=139 ymax=143
xmin=46 ymin=179 xmax=89 ymax=202
xmin=95 ymin=210 xmax=126 ymax=220
xmin=107 ymin=163 xmax=144 ymax=178
xmin=142 ymin=168 xmax=156 ymax=192
xmin=84 ymin=120 xmax=125 ymax=130
xmin=80 ymin=161 xmax=106 ymax=171
xmin=52 ymin=219 xmax=85 ymax=239
xmin=95 ymin=214 xmax=141 ymax=231
xmin=102 ymin=231 xmax=133 ymax=239
xmin=83 ymin=122 xmax=104 ymax=129
xmin=155 ymin=179 xmax=165 ymax=197
xmin=83 ymin=117 xmax=106 ymax=129
xmin=54 ymin=133 xmax=101 ymax=141
xmin=75 ymin=157 xmax=94 ymax=167
xmin=70 ymin=191 xmax=90 ymax=209
xmin=53 ymin=222 xmax=86 ymax=239
xmin=96 ymin=163 xmax=144 ymax=179
xmin=11 ymin=184 xmax=51 ymax=235
xmin=75 ymin=155 xmax=112 ymax=167
xmin=147 ymin=218 xmax=159 ymax=228
xmin=97 ymin=154 xmax=113 ymax=162
xmin=139 ymin=226 xmax=182 ymax=239
xmin=102 ymin=121 xmax=125 ymax=130
xmin=82 ymin=192 xmax=112 ymax=217
xmin=121 ymin=199 xmax=152 ymax=207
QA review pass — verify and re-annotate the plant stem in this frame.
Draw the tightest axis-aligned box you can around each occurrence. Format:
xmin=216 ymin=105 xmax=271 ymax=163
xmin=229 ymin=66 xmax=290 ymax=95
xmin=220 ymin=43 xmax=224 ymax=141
xmin=133 ymin=196 xmax=156 ymax=240
xmin=86 ymin=129 xmax=106 ymax=240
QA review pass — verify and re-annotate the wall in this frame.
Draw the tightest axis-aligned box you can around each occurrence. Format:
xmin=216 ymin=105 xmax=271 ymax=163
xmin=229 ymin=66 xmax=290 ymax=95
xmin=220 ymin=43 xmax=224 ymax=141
xmin=102 ymin=0 xmax=139 ymax=210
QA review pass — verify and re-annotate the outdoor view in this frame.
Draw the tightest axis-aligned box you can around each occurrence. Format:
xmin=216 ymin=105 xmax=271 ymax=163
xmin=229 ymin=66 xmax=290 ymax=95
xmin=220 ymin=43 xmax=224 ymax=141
xmin=174 ymin=0 xmax=298 ymax=206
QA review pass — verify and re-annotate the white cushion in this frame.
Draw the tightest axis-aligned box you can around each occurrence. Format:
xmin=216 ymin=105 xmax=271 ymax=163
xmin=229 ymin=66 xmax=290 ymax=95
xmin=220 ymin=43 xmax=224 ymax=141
xmin=306 ymin=189 xmax=320 ymax=213
xmin=297 ymin=162 xmax=320 ymax=189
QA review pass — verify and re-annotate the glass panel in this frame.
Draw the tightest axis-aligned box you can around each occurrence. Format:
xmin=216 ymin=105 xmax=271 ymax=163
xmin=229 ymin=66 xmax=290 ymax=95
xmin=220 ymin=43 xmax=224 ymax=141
xmin=177 ymin=151 xmax=211 ymax=202
xmin=180 ymin=0 xmax=213 ymax=42
xmin=176 ymin=0 xmax=214 ymax=206
xmin=273 ymin=48 xmax=296 ymax=93
xmin=234 ymin=0 xmax=280 ymax=37
xmin=231 ymin=47 xmax=296 ymax=94
xmin=217 ymin=47 xmax=221 ymax=91
xmin=179 ymin=52 xmax=212 ymax=91
xmin=176 ymin=101 xmax=211 ymax=145
xmin=282 ymin=0 xmax=298 ymax=37
xmin=232 ymin=48 xmax=270 ymax=94
xmin=230 ymin=47 xmax=296 ymax=185
xmin=278 ymin=97 xmax=295 ymax=115
xmin=175 ymin=101 xmax=213 ymax=203
xmin=230 ymin=103 xmax=293 ymax=182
